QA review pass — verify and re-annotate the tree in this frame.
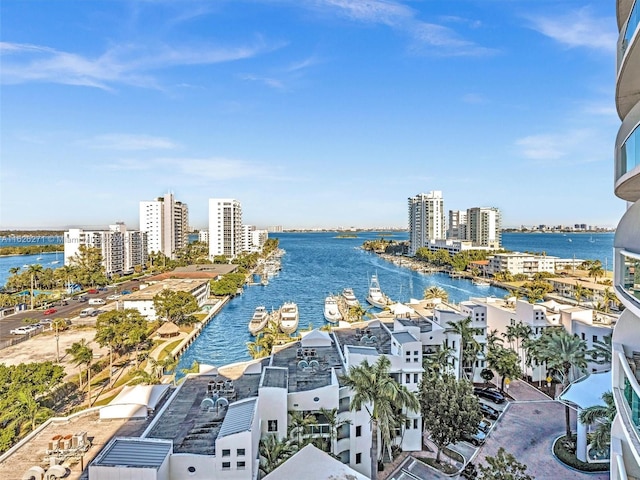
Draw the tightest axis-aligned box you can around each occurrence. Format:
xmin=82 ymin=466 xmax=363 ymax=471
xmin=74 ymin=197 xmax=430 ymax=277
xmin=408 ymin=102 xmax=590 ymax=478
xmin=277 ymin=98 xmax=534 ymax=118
xmin=588 ymin=262 xmax=604 ymax=283
xmin=587 ymin=334 xmax=612 ymax=366
xmin=288 ymin=410 xmax=318 ymax=447
xmin=341 ymin=356 xmax=420 ymax=479
xmin=480 ymin=368 xmax=494 ymax=386
xmin=153 ymin=290 xmax=199 ymax=325
xmin=602 ymin=287 xmax=618 ymax=313
xmin=68 ymin=245 xmax=106 ymax=286
xmin=17 ymin=391 xmax=53 ymax=432
xmin=51 ymin=318 xmax=68 ymax=363
xmin=130 ymin=368 xmax=162 ymax=385
xmin=424 ymin=286 xmax=449 ymax=303
xmin=538 ymin=329 xmax=588 ymax=437
xmin=259 ymin=434 xmax=297 ymax=476
xmin=420 ymin=374 xmax=482 ymax=463
xmin=477 ymin=447 xmax=534 ymax=480
xmin=26 ymin=264 xmax=43 ymax=310
xmin=578 ymin=391 xmax=616 ymax=453
xmin=447 ymin=316 xmax=482 ymax=380
xmin=573 ymin=283 xmax=588 ymax=306
xmin=423 ymin=343 xmax=455 ymax=379
xmin=66 ymin=339 xmax=93 ymax=406
xmin=486 ymin=346 xmax=521 ymax=392
xmin=318 ymin=407 xmax=351 ymax=454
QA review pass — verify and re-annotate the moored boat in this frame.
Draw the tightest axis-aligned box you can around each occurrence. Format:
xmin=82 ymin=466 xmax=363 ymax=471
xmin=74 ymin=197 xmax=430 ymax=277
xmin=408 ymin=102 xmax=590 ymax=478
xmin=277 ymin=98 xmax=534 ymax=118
xmin=248 ymin=306 xmax=271 ymax=336
xmin=472 ymin=278 xmax=490 ymax=287
xmin=324 ymin=295 xmax=342 ymax=324
xmin=341 ymin=287 xmax=359 ymax=307
xmin=366 ymin=274 xmax=392 ymax=308
xmin=279 ymin=302 xmax=299 ymax=334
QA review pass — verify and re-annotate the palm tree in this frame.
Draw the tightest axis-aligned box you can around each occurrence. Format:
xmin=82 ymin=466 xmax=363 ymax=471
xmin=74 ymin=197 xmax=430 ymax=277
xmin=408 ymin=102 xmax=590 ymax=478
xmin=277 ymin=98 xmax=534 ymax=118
xmin=51 ymin=318 xmax=67 ymax=363
xmin=17 ymin=391 xmax=53 ymax=431
xmin=340 ymin=355 xmax=420 ymax=479
xmin=486 ymin=329 xmax=504 ymax=349
xmin=539 ymin=329 xmax=588 ymax=438
xmin=446 ymin=316 xmax=482 ymax=380
xmin=26 ymin=264 xmax=43 ymax=310
xmin=424 ymin=286 xmax=448 ymax=303
xmin=602 ymin=287 xmax=618 ymax=313
xmin=579 ymin=391 xmax=616 ymax=452
xmin=288 ymin=410 xmax=317 ymax=447
xmin=423 ymin=342 xmax=455 ymax=378
xmin=588 ymin=334 xmax=612 ymax=366
xmin=66 ymin=339 xmax=93 ymax=406
xmin=573 ymin=282 xmax=587 ymax=306
xmin=588 ymin=263 xmax=604 ymax=283
xmin=259 ymin=434 xmax=297 ymax=476
xmin=130 ymin=368 xmax=162 ymax=385
xmin=318 ymin=407 xmax=351 ymax=454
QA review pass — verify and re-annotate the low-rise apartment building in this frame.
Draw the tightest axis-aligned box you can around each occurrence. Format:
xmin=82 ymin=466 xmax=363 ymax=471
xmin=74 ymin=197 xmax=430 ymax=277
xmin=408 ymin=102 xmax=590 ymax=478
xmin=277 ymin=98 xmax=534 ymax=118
xmin=122 ymin=279 xmax=210 ymax=321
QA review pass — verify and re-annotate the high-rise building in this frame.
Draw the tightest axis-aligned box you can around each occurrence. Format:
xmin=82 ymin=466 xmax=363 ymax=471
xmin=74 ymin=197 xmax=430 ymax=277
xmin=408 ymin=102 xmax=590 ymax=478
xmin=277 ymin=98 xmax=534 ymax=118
xmin=466 ymin=207 xmax=501 ymax=248
xmin=408 ymin=191 xmax=445 ymax=256
xmin=64 ymin=223 xmax=147 ymax=276
xmin=139 ymin=193 xmax=189 ymax=259
xmin=447 ymin=210 xmax=467 ymax=240
xmin=610 ymin=3 xmax=640 ymax=478
xmin=209 ymin=198 xmax=243 ymax=259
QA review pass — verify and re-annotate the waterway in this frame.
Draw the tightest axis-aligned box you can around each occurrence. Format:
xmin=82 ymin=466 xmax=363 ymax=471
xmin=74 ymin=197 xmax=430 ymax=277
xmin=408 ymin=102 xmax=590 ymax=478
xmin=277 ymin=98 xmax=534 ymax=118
xmin=178 ymin=231 xmax=613 ymax=372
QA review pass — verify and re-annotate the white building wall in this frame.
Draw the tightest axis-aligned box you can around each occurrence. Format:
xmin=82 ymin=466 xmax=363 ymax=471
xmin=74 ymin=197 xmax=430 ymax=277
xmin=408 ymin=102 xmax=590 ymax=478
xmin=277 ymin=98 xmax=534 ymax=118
xmin=259 ymin=387 xmax=288 ymax=440
xmin=209 ymin=198 xmax=243 ymax=259
xmin=168 ymin=455 xmax=216 ymax=480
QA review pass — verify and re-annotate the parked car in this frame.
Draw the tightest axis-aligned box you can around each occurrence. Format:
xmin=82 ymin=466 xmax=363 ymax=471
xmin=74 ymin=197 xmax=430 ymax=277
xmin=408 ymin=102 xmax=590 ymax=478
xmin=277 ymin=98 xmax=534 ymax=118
xmin=462 ymin=427 xmax=487 ymax=446
xmin=90 ymin=309 xmax=104 ymax=317
xmin=10 ymin=325 xmax=38 ymax=335
xmin=478 ymin=419 xmax=492 ymax=434
xmin=474 ymin=387 xmax=506 ymax=404
xmin=121 ymin=290 xmax=131 ymax=295
xmin=106 ymin=294 xmax=121 ymax=300
xmin=98 ymin=287 xmax=108 ymax=292
xmin=43 ymin=308 xmax=57 ymax=315
xmin=479 ymin=402 xmax=501 ymax=420
xmin=88 ymin=289 xmax=99 ymax=294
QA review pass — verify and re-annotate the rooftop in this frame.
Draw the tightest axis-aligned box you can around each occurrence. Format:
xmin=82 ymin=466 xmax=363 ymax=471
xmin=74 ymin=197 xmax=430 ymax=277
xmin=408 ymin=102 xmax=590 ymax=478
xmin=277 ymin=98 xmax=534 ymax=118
xmin=123 ymin=279 xmax=208 ymax=301
xmin=261 ymin=367 xmax=288 ymax=389
xmin=218 ymin=398 xmax=257 ymax=439
xmin=392 ymin=331 xmax=418 ymax=344
xmin=270 ymin=342 xmax=343 ymax=392
xmin=397 ymin=317 xmax=434 ymax=333
xmin=333 ymin=323 xmax=392 ymax=357
xmin=92 ymin=437 xmax=171 ymax=469
xmin=0 ymin=410 xmax=153 ymax=480
xmin=144 ymin=372 xmax=260 ymax=455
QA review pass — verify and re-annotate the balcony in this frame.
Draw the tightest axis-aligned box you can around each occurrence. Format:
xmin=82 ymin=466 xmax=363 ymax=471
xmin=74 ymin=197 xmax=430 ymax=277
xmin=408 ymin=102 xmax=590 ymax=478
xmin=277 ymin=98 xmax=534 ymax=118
xmin=616 ymin=103 xmax=640 ymax=201
xmin=618 ymin=0 xmax=640 ymax=119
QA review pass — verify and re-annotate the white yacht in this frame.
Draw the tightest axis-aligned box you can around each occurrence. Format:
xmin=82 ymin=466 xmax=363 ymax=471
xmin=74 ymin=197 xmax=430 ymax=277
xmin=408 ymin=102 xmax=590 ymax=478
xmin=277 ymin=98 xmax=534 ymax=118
xmin=324 ymin=295 xmax=342 ymax=324
xmin=472 ymin=278 xmax=490 ymax=287
xmin=341 ymin=288 xmax=360 ymax=307
xmin=366 ymin=274 xmax=391 ymax=308
xmin=279 ymin=302 xmax=299 ymax=334
xmin=248 ymin=306 xmax=271 ymax=336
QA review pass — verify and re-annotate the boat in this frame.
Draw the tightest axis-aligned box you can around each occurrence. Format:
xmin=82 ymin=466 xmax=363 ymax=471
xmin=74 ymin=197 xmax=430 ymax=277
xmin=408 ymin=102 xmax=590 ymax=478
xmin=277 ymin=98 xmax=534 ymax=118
xmin=279 ymin=302 xmax=299 ymax=334
xmin=341 ymin=288 xmax=360 ymax=307
xmin=51 ymin=251 xmax=61 ymax=265
xmin=248 ymin=306 xmax=271 ymax=336
xmin=324 ymin=295 xmax=343 ymax=323
xmin=366 ymin=274 xmax=392 ymax=308
xmin=472 ymin=278 xmax=491 ymax=287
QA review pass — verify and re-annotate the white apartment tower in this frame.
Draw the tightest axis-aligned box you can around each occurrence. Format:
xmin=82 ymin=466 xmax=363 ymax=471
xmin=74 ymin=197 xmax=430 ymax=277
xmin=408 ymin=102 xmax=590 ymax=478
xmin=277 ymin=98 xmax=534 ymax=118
xmin=408 ymin=191 xmax=445 ymax=256
xmin=610 ymin=2 xmax=640 ymax=478
xmin=209 ymin=198 xmax=243 ymax=259
xmin=447 ymin=210 xmax=467 ymax=240
xmin=139 ymin=193 xmax=189 ymax=259
xmin=466 ymin=207 xmax=501 ymax=249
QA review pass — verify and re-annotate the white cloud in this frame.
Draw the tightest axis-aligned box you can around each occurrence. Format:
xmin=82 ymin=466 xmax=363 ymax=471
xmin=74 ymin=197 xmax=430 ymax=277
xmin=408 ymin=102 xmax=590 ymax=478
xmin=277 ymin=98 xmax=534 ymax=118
xmin=461 ymin=93 xmax=488 ymax=104
xmin=515 ymin=128 xmax=607 ymax=164
xmin=525 ymin=7 xmax=616 ymax=52
xmin=88 ymin=134 xmax=179 ymax=150
xmin=0 ymin=38 xmax=280 ymax=90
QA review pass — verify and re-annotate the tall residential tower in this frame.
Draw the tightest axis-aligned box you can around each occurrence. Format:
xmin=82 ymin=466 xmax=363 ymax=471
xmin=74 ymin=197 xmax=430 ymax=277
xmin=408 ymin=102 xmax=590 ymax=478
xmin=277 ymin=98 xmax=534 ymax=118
xmin=610 ymin=2 xmax=640 ymax=478
xmin=466 ymin=207 xmax=501 ymax=249
xmin=209 ymin=198 xmax=243 ymax=259
xmin=408 ymin=191 xmax=445 ymax=256
xmin=139 ymin=193 xmax=189 ymax=259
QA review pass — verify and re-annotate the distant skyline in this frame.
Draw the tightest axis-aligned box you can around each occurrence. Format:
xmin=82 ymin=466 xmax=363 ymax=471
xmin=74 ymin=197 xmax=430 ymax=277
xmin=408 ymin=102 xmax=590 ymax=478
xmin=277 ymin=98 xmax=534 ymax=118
xmin=0 ymin=1 xmax=624 ymax=230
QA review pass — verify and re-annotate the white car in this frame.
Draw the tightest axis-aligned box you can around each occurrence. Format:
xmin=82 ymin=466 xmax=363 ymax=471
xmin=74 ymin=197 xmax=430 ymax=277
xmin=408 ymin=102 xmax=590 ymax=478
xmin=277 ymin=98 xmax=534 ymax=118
xmin=106 ymin=294 xmax=121 ymax=300
xmin=10 ymin=325 xmax=38 ymax=335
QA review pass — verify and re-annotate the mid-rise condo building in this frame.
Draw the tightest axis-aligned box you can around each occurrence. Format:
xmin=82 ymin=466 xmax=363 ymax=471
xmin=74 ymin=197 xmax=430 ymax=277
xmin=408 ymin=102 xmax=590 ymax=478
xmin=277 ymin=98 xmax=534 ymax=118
xmin=139 ymin=193 xmax=189 ymax=259
xmin=64 ymin=223 xmax=148 ymax=276
xmin=447 ymin=210 xmax=467 ymax=240
xmin=466 ymin=207 xmax=501 ymax=249
xmin=408 ymin=191 xmax=445 ymax=256
xmin=209 ymin=198 xmax=243 ymax=259
xmin=610 ymin=2 xmax=640 ymax=478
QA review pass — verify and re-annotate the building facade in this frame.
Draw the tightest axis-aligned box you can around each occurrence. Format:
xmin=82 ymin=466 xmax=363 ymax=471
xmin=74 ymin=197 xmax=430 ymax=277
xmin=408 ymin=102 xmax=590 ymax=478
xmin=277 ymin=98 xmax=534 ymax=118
xmin=466 ymin=207 xmax=501 ymax=248
xmin=610 ymin=2 xmax=640 ymax=478
xmin=209 ymin=198 xmax=243 ymax=259
xmin=139 ymin=193 xmax=189 ymax=259
xmin=64 ymin=223 xmax=148 ymax=276
xmin=447 ymin=210 xmax=467 ymax=240
xmin=408 ymin=191 xmax=445 ymax=256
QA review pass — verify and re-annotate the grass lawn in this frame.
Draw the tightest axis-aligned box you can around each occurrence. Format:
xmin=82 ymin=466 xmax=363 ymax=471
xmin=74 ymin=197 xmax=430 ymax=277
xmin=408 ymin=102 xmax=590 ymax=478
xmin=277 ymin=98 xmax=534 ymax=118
xmin=416 ymin=457 xmax=459 ymax=475
xmin=553 ymin=435 xmax=609 ymax=473
xmin=159 ymin=339 xmax=184 ymax=359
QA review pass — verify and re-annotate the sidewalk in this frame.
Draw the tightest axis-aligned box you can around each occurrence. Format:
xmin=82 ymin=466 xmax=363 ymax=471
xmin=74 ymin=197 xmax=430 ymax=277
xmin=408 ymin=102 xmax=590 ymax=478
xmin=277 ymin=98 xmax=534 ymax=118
xmin=506 ymin=378 xmax=553 ymax=402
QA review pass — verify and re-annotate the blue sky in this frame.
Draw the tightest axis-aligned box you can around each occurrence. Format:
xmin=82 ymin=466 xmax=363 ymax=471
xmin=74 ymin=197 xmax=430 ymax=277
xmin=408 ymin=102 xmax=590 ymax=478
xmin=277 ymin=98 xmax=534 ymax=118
xmin=0 ymin=0 xmax=623 ymax=230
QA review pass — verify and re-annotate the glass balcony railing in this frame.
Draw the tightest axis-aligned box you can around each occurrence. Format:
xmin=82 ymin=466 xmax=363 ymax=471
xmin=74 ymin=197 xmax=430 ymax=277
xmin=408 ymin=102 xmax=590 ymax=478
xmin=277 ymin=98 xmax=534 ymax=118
xmin=619 ymin=124 xmax=640 ymax=179
xmin=619 ymin=251 xmax=640 ymax=306
xmin=623 ymin=1 xmax=640 ymax=56
xmin=623 ymin=376 xmax=640 ymax=429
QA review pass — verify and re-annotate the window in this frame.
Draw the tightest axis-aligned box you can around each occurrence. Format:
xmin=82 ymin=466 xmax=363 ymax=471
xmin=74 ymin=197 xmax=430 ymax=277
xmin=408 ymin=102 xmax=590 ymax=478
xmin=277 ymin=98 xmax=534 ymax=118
xmin=222 ymin=449 xmax=230 ymax=457
xmin=414 ymin=373 xmax=419 ymax=383
xmin=356 ymin=425 xmax=362 ymax=437
xmin=406 ymin=419 xmax=411 ymax=429
xmin=593 ymin=335 xmax=598 ymax=343
xmin=222 ymin=462 xmax=231 ymax=470
xmin=268 ymin=420 xmax=278 ymax=432
xmin=414 ymin=350 xmax=419 ymax=356
xmin=237 ymin=461 xmax=246 ymax=469
xmin=581 ymin=332 xmax=586 ymax=340
xmin=405 ymin=373 xmax=411 ymax=383
xmin=356 ymin=453 xmax=362 ymax=464
xmin=237 ymin=448 xmax=245 ymax=456
xmin=413 ymin=418 xmax=419 ymax=429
